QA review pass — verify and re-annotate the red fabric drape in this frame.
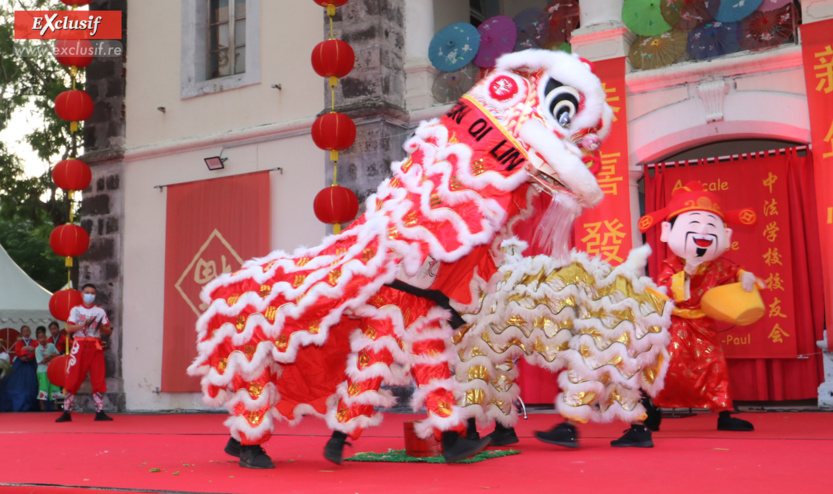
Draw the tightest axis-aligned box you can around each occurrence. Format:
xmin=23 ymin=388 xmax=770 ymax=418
xmin=644 ymin=151 xmax=824 ymax=401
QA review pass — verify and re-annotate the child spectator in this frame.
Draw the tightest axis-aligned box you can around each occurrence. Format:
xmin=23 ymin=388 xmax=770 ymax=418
xmin=35 ymin=327 xmax=60 ymax=411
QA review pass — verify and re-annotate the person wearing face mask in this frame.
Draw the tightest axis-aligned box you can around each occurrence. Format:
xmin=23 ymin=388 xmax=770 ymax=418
xmin=638 ymin=181 xmax=765 ymax=432
xmin=56 ymin=283 xmax=113 ymax=422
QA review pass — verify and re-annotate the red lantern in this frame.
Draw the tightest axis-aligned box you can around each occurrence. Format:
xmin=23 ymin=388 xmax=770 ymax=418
xmin=313 ymin=0 xmax=349 ymax=16
xmin=54 ymin=90 xmax=94 ymax=132
xmin=49 ymin=289 xmax=84 ymax=322
xmin=52 ymin=159 xmax=92 ymax=192
xmin=311 ymin=39 xmax=355 ymax=86
xmin=47 ymin=355 xmax=70 ymax=388
xmin=49 ymin=224 xmax=90 ymax=258
xmin=314 ymin=185 xmax=359 ymax=225
xmin=59 ymin=0 xmax=93 ymax=6
xmin=312 ymin=112 xmax=356 ymax=161
xmin=54 ymin=39 xmax=94 ymax=70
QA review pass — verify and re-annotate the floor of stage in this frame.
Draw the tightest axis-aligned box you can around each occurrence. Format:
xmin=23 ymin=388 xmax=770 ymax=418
xmin=2 ymin=409 xmax=832 ymax=494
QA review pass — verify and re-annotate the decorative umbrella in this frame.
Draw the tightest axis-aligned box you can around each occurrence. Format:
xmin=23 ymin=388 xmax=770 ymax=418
xmin=473 ymin=16 xmax=517 ymax=68
xmin=545 ymin=0 xmax=580 ymax=45
xmin=714 ymin=0 xmax=763 ymax=22
xmin=432 ymin=64 xmax=478 ymax=104
xmin=623 ymin=0 xmax=673 ymax=37
xmin=740 ymin=3 xmax=796 ymax=51
xmin=687 ymin=21 xmax=742 ymax=60
xmin=428 ymin=23 xmax=481 ymax=72
xmin=629 ymin=29 xmax=688 ymax=70
xmin=661 ymin=0 xmax=721 ymax=31
xmin=513 ymin=8 xmax=550 ymax=50
xmin=756 ymin=0 xmax=792 ymax=12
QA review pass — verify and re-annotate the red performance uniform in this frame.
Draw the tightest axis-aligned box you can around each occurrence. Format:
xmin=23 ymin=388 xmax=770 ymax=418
xmin=652 ymin=256 xmax=742 ymax=412
xmin=14 ymin=338 xmax=38 ymax=362
xmin=50 ymin=333 xmax=69 ymax=355
xmin=65 ymin=305 xmax=110 ymax=412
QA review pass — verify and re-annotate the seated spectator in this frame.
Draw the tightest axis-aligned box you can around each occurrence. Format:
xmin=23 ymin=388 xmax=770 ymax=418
xmin=35 ymin=327 xmax=60 ymax=411
xmin=0 ymin=326 xmax=39 ymax=412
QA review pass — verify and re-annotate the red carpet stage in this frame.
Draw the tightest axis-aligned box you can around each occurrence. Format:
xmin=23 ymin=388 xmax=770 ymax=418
xmin=2 ymin=410 xmax=832 ymax=493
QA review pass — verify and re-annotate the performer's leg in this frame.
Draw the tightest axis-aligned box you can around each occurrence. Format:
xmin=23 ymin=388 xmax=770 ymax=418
xmin=225 ymin=368 xmax=278 ymax=469
xmin=57 ymin=339 xmax=90 ymax=422
xmin=326 ymin=315 xmax=404 ymax=464
xmin=89 ymin=348 xmax=113 ymax=421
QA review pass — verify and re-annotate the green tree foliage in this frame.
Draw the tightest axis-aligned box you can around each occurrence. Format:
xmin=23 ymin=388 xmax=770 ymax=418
xmin=1 ymin=0 xmax=81 ymax=291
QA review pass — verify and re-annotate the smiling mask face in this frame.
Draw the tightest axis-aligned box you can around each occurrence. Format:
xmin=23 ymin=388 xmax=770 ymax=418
xmin=660 ymin=211 xmax=732 ymax=263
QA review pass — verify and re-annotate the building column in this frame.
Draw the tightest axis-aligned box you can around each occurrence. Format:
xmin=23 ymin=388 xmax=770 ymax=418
xmin=569 ymin=0 xmax=634 ymax=62
xmin=404 ymin=0 xmax=437 ymax=111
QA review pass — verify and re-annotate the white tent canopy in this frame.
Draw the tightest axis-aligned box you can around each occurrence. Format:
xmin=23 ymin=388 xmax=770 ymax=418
xmin=0 ymin=242 xmax=53 ymax=331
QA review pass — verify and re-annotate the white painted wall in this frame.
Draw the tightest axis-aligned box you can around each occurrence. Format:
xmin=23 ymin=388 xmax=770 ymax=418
xmin=123 ymin=0 xmax=327 ymax=410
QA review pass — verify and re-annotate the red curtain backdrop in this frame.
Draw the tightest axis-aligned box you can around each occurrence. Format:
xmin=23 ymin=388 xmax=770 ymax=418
xmin=644 ymin=150 xmax=824 ymax=400
xmin=800 ymin=20 xmax=833 ymax=338
xmin=161 ymin=172 xmax=270 ymax=392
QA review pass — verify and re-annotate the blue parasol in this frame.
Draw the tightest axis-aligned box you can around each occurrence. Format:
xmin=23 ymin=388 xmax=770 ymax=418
xmin=428 ymin=23 xmax=481 ymax=72
xmin=714 ymin=0 xmax=763 ymax=22
xmin=687 ymin=21 xmax=742 ymax=60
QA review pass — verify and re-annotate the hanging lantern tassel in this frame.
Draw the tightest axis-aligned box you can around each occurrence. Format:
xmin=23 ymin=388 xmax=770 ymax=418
xmin=65 ymin=256 xmax=73 ymax=268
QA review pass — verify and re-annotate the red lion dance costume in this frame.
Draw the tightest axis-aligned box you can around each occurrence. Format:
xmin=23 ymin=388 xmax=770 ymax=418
xmin=188 ymin=50 xmax=612 ymax=468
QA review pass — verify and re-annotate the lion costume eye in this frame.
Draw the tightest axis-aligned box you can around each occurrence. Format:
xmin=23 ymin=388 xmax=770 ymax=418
xmin=542 ymin=77 xmax=580 ymax=131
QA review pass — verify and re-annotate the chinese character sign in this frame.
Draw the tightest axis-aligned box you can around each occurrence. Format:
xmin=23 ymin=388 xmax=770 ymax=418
xmin=657 ymin=156 xmax=797 ymax=358
xmin=162 ymin=172 xmax=271 ymax=391
xmin=800 ymin=20 xmax=833 ymax=338
xmin=574 ymin=57 xmax=632 ymax=265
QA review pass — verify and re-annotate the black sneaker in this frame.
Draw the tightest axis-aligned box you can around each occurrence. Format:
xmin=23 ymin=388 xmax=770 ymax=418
xmin=441 ymin=431 xmax=491 ymax=462
xmin=535 ymin=422 xmax=578 ymax=448
xmin=55 ymin=411 xmax=72 ymax=423
xmin=641 ymin=397 xmax=661 ymax=432
xmin=611 ymin=424 xmax=654 ymax=448
xmin=485 ymin=423 xmax=519 ymax=446
xmin=323 ymin=431 xmax=351 ymax=465
xmin=94 ymin=411 xmax=114 ymax=421
xmin=224 ymin=437 xmax=241 ymax=457
xmin=717 ymin=412 xmax=754 ymax=431
xmin=239 ymin=444 xmax=275 ymax=469
xmin=465 ymin=417 xmax=480 ymax=441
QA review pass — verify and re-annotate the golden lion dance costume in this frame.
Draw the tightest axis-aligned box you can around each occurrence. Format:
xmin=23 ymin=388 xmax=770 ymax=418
xmin=454 ymin=240 xmax=672 ymax=438
xmin=188 ymin=50 xmax=613 ymax=466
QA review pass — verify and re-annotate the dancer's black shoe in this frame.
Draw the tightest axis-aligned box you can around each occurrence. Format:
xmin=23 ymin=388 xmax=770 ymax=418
xmin=535 ymin=422 xmax=578 ymax=448
xmin=611 ymin=424 xmax=654 ymax=448
xmin=465 ymin=417 xmax=480 ymax=441
xmin=324 ymin=431 xmax=351 ymax=465
xmin=642 ymin=397 xmax=661 ymax=432
xmin=485 ymin=422 xmax=519 ymax=446
xmin=94 ymin=411 xmax=113 ymax=421
xmin=224 ymin=437 xmax=241 ymax=457
xmin=55 ymin=411 xmax=72 ymax=423
xmin=717 ymin=411 xmax=754 ymax=431
xmin=238 ymin=444 xmax=275 ymax=469
xmin=441 ymin=431 xmax=491 ymax=462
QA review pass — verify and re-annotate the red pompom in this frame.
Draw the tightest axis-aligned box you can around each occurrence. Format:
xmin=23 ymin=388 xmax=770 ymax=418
xmin=314 ymin=186 xmax=359 ymax=225
xmin=52 ymin=159 xmax=92 ymax=191
xmin=49 ymin=224 xmax=90 ymax=258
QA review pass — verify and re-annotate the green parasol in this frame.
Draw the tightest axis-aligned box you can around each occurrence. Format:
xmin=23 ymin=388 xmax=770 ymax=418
xmin=623 ymin=0 xmax=673 ymax=37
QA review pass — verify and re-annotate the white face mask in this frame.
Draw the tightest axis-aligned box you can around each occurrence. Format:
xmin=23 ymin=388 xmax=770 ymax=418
xmin=83 ymin=293 xmax=96 ymax=305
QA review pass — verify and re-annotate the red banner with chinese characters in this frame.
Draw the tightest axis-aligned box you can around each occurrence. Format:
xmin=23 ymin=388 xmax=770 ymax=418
xmin=162 ymin=172 xmax=270 ymax=392
xmin=651 ymin=156 xmax=797 ymax=358
xmin=800 ymin=20 xmax=833 ymax=340
xmin=573 ymin=57 xmax=632 ymax=265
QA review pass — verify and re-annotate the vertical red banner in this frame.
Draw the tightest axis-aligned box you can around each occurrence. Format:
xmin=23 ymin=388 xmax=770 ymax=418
xmin=800 ymin=20 xmax=833 ymax=338
xmin=651 ymin=156 xmax=797 ymax=358
xmin=573 ymin=57 xmax=632 ymax=265
xmin=162 ymin=172 xmax=270 ymax=392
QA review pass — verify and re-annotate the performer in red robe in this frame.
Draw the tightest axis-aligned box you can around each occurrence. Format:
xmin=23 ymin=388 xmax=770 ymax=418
xmin=638 ymin=181 xmax=764 ymax=431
